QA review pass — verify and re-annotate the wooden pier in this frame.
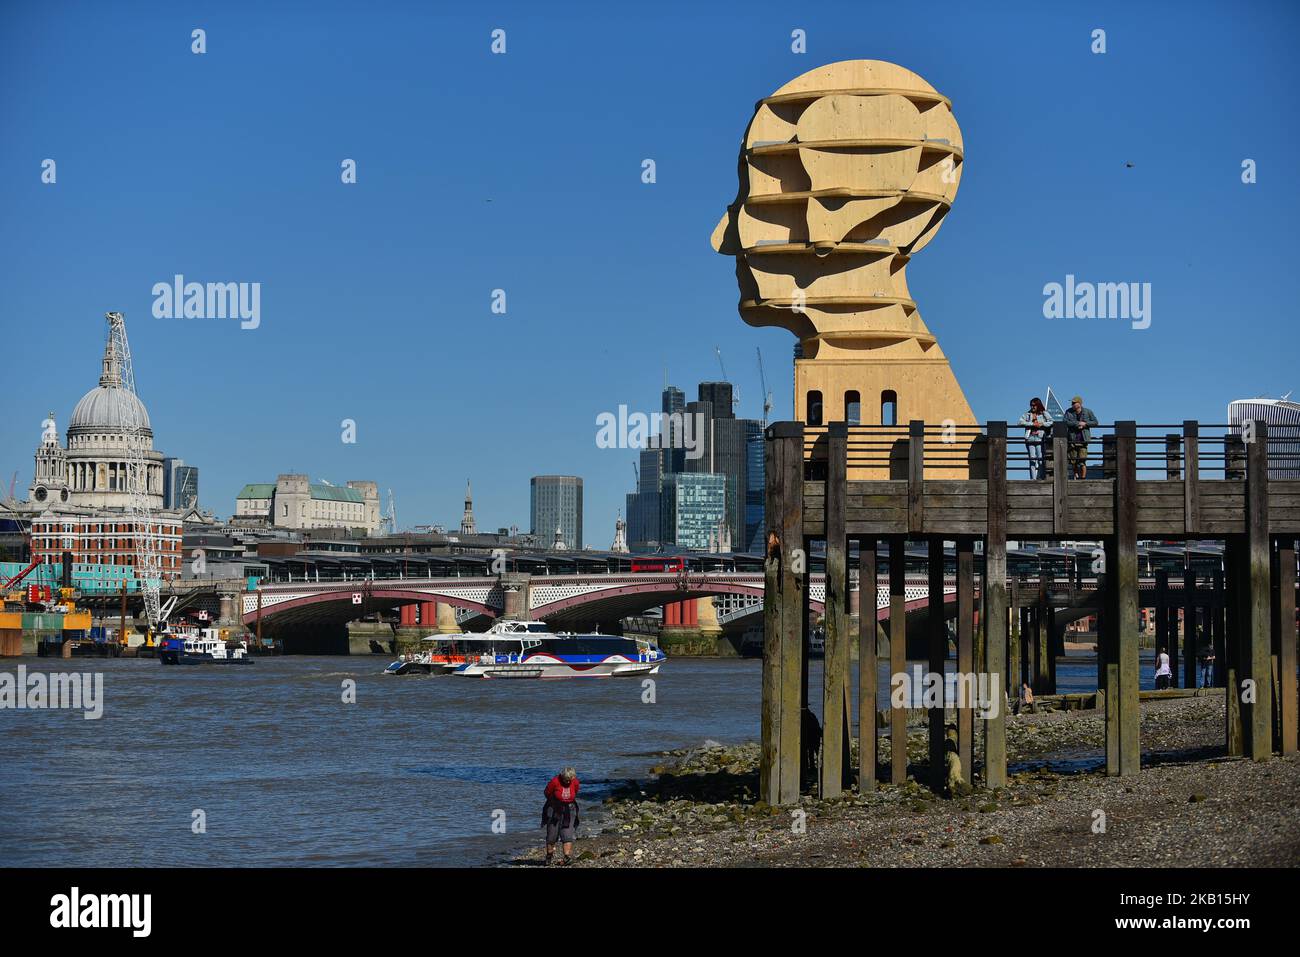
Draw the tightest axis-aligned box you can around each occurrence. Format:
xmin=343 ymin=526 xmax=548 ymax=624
xmin=762 ymin=419 xmax=1300 ymax=805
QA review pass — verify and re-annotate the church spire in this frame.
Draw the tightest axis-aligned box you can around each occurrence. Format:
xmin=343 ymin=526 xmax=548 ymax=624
xmin=459 ymin=479 xmax=477 ymax=535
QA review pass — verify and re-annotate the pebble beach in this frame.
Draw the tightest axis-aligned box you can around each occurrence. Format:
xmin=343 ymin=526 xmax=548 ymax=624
xmin=513 ymin=694 xmax=1300 ymax=867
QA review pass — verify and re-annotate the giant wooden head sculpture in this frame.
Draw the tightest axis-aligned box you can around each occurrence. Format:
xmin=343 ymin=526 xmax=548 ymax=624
xmin=712 ymin=60 xmax=976 ymax=439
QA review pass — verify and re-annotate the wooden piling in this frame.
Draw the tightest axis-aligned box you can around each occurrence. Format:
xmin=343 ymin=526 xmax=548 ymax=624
xmin=1009 ymin=579 xmax=1022 ymax=698
xmin=1225 ymin=538 xmax=1244 ymax=756
xmin=888 ymin=533 xmax=908 ymax=784
xmin=983 ymin=422 xmax=1008 ymax=788
xmin=1045 ymin=567 xmax=1058 ymax=693
xmin=762 ymin=422 xmax=805 ymax=804
xmin=1243 ymin=422 xmax=1273 ymax=760
xmin=1183 ymin=421 xmax=1200 ymax=533
xmin=908 ymin=420 xmax=925 ymax=536
xmin=1183 ymin=564 xmax=1197 ymax=689
xmin=1273 ymin=537 xmax=1296 ymax=754
xmin=1053 ymin=421 xmax=1068 ymax=530
xmin=858 ymin=538 xmax=878 ymax=792
xmin=1165 ymin=433 xmax=1182 ymax=480
xmin=1034 ymin=576 xmax=1050 ymax=693
xmin=956 ymin=537 xmax=975 ymax=786
xmin=1104 ymin=421 xmax=1141 ymax=775
xmin=821 ymin=423 xmax=850 ymax=798
xmin=928 ymin=538 xmax=946 ymax=792
xmin=1213 ymin=568 xmax=1226 ymax=688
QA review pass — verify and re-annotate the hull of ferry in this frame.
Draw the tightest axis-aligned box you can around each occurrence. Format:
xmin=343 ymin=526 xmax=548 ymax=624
xmin=383 ymin=658 xmax=459 ymax=676
xmin=454 ymin=653 xmax=665 ymax=680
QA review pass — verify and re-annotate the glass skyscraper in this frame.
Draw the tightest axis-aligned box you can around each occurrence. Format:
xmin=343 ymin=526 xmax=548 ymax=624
xmin=744 ymin=421 xmax=764 ymax=552
xmin=660 ymin=473 xmax=726 ymax=551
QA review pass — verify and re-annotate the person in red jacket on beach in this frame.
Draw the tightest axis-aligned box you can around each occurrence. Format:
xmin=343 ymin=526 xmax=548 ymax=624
xmin=542 ymin=767 xmax=580 ymax=865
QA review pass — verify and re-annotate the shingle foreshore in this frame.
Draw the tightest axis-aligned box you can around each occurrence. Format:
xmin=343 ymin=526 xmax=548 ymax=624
xmin=513 ymin=695 xmax=1300 ymax=867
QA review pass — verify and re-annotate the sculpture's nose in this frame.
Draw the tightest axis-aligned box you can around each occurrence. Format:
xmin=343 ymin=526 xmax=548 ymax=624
xmin=710 ymin=210 xmax=731 ymax=253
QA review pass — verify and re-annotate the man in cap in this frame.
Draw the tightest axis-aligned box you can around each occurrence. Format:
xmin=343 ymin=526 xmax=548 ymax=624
xmin=1063 ymin=396 xmax=1099 ymax=479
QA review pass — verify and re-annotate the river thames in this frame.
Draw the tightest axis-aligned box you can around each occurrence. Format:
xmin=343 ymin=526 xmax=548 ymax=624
xmin=0 ymin=652 xmax=1151 ymax=866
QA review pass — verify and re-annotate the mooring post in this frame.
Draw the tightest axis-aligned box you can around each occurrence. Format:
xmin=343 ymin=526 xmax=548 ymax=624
xmin=983 ymin=421 xmax=1008 ymax=788
xmin=928 ymin=538 xmax=946 ymax=792
xmin=763 ymin=422 xmax=805 ymax=805
xmin=858 ymin=537 xmax=879 ymax=792
xmin=956 ymin=537 xmax=975 ymax=785
xmin=1243 ymin=421 xmax=1272 ymax=759
xmin=888 ymin=533 xmax=908 ymax=784
xmin=1105 ymin=421 xmax=1141 ymax=775
xmin=821 ymin=423 xmax=850 ymax=798
xmin=1273 ymin=537 xmax=1297 ymax=754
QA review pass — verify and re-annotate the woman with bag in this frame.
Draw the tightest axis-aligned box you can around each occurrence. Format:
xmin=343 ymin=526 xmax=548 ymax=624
xmin=541 ymin=766 xmax=581 ymax=865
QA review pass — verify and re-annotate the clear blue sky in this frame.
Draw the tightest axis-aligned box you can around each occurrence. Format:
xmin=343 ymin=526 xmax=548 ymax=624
xmin=3 ymin=0 xmax=1296 ymax=542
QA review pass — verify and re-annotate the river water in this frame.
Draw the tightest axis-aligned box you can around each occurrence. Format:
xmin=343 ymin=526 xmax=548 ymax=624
xmin=0 ymin=650 xmax=1164 ymax=866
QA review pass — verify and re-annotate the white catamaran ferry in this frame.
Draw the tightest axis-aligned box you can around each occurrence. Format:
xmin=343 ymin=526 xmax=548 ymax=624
xmin=413 ymin=620 xmax=666 ymax=679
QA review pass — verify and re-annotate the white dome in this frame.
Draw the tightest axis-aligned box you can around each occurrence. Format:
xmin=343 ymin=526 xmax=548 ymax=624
xmin=68 ymin=385 xmax=151 ymax=434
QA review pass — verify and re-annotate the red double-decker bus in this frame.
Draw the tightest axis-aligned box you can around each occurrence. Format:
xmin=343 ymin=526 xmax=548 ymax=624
xmin=631 ymin=556 xmax=686 ymax=574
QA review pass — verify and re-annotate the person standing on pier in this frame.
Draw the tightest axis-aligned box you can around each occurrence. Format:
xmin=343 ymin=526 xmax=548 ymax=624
xmin=1154 ymin=646 xmax=1172 ymax=690
xmin=1063 ymin=396 xmax=1099 ymax=479
xmin=542 ymin=767 xmax=581 ymax=865
xmin=1019 ymin=397 xmax=1053 ymax=479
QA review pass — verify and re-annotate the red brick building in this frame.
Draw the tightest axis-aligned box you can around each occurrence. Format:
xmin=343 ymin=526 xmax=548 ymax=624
xmin=30 ymin=513 xmax=183 ymax=579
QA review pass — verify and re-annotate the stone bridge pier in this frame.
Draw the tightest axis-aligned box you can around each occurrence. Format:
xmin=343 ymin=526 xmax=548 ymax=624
xmin=501 ymin=574 xmax=531 ymax=620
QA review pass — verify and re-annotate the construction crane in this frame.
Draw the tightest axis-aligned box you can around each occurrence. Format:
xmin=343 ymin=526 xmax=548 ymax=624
xmin=714 ymin=346 xmax=740 ymax=409
xmin=756 ymin=347 xmax=773 ymax=425
xmin=381 ymin=489 xmax=397 ymax=535
xmin=105 ymin=312 xmax=167 ymax=640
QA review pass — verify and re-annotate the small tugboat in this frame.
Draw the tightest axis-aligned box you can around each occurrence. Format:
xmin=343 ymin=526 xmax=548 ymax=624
xmin=159 ymin=625 xmax=253 ymax=665
xmin=446 ymin=620 xmax=667 ymax=679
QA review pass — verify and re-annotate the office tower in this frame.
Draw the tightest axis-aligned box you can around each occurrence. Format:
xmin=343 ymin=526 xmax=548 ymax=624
xmin=531 ymin=475 xmax=583 ymax=550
